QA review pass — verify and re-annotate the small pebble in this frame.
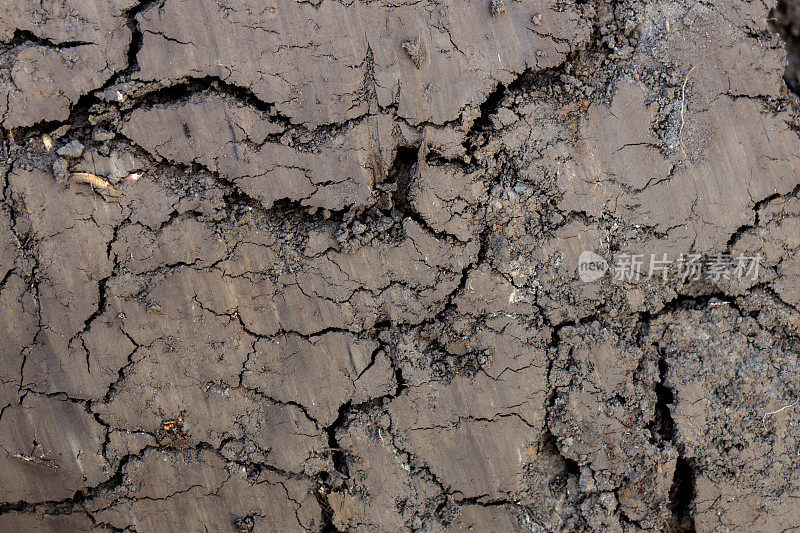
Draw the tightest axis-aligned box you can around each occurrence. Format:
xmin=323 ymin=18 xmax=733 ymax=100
xmin=56 ymin=140 xmax=84 ymax=159
xmin=490 ymin=0 xmax=506 ymax=16
xmin=52 ymin=158 xmax=69 ymax=183
xmin=402 ymin=39 xmax=426 ymax=69
xmin=50 ymin=125 xmax=70 ymax=139
xmin=93 ymin=128 xmax=115 ymax=142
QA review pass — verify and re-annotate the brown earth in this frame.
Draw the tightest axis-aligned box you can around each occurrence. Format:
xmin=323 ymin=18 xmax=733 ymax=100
xmin=2 ymin=0 xmax=800 ymax=531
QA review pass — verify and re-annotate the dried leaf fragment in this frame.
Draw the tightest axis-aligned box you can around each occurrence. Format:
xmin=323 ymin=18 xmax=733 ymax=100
xmin=42 ymin=134 xmax=53 ymax=152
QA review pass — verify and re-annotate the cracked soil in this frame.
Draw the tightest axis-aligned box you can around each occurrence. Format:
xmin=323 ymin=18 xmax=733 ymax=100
xmin=3 ymin=0 xmax=800 ymax=531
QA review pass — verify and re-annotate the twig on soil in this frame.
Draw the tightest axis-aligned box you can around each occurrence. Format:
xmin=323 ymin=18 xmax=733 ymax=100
xmin=3 ymin=445 xmax=59 ymax=469
xmin=9 ymin=452 xmax=59 ymax=469
xmin=71 ymin=172 xmax=120 ymax=198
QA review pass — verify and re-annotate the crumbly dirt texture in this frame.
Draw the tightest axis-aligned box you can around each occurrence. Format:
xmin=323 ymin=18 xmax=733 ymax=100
xmin=2 ymin=0 xmax=800 ymax=531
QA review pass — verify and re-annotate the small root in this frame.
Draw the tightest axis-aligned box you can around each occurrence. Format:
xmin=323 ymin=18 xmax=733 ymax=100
xmin=762 ymin=399 xmax=799 ymax=421
xmin=678 ymin=66 xmax=696 ymax=154
xmin=71 ymin=172 xmax=121 ymax=198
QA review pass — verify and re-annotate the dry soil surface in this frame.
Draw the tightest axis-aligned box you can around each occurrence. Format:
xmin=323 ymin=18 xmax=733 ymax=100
xmin=3 ymin=0 xmax=800 ymax=531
